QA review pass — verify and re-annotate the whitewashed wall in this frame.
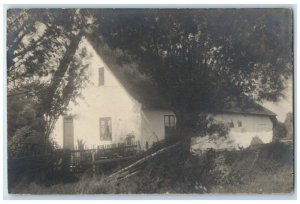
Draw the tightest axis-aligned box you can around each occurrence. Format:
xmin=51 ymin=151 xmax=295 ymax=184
xmin=140 ymin=109 xmax=175 ymax=149
xmin=52 ymin=40 xmax=142 ymax=149
xmin=213 ymin=113 xmax=273 ymax=145
xmin=191 ymin=113 xmax=274 ymax=152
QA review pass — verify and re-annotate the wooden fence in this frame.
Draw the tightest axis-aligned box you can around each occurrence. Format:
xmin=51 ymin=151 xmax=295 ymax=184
xmin=8 ymin=141 xmax=140 ymax=185
xmin=8 ymin=139 xmax=181 ymax=187
xmin=69 ymin=142 xmax=139 ymax=173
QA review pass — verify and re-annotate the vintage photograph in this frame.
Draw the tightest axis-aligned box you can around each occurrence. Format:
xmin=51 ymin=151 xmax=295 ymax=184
xmin=6 ymin=8 xmax=294 ymax=194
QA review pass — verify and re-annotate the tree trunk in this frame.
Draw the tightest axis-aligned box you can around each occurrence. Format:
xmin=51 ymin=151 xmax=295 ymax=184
xmin=42 ymin=31 xmax=84 ymax=139
xmin=175 ymin=110 xmax=199 ymax=158
xmin=44 ymin=31 xmax=84 ymax=110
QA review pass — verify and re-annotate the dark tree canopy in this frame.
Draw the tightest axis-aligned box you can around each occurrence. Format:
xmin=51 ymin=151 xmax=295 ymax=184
xmin=90 ymin=9 xmax=292 ymax=111
xmin=7 ymin=9 xmax=94 ymax=154
xmin=88 ymin=9 xmax=293 ymax=150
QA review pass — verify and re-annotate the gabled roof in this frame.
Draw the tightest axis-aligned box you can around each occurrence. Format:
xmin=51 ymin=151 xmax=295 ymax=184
xmin=219 ymin=102 xmax=276 ymax=116
xmin=87 ymin=38 xmax=276 ymax=117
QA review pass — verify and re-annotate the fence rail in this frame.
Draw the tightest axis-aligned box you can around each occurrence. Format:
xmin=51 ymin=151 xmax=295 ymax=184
xmin=8 ymin=141 xmax=141 ymax=181
xmin=69 ymin=142 xmax=139 ymax=173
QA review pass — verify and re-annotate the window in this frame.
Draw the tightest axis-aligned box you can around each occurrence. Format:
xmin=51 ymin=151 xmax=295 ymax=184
xmin=164 ymin=115 xmax=176 ymax=138
xmin=237 ymin=121 xmax=242 ymax=127
xmin=100 ymin=117 xmax=112 ymax=141
xmin=98 ymin=67 xmax=104 ymax=86
xmin=164 ymin=115 xmax=176 ymax=127
xmin=227 ymin=121 xmax=234 ymax=128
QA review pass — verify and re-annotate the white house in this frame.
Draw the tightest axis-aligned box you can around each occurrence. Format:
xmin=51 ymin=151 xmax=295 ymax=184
xmin=52 ymin=39 xmax=277 ymax=151
xmin=191 ymin=108 xmax=276 ymax=152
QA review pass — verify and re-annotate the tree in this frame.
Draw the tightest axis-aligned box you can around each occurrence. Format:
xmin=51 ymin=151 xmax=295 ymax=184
xmin=7 ymin=93 xmax=47 ymax=157
xmin=283 ymin=112 xmax=293 ymax=139
xmin=89 ymin=9 xmax=293 ymax=155
xmin=7 ymin=9 xmax=94 ymax=154
xmin=273 ymin=122 xmax=288 ymax=141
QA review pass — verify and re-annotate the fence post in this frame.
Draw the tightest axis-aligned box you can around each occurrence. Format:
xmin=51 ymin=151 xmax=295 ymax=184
xmin=62 ymin=149 xmax=71 ymax=174
xmin=92 ymin=150 xmax=96 ymax=178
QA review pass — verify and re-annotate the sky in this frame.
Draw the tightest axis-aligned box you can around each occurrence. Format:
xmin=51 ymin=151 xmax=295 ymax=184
xmin=262 ymin=78 xmax=293 ymax=122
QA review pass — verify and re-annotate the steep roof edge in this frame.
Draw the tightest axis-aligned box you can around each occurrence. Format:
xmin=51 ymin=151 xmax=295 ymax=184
xmin=86 ymin=37 xmax=170 ymax=109
xmin=86 ymin=37 xmax=277 ymax=117
xmin=215 ymin=101 xmax=277 ymax=117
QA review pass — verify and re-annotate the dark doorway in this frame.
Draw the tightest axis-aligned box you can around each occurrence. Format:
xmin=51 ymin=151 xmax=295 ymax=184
xmin=164 ymin=115 xmax=176 ymax=138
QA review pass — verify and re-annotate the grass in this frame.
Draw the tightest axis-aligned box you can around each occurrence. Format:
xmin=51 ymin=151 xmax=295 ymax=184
xmin=11 ymin=174 xmax=126 ymax=194
xmin=210 ymin=165 xmax=294 ymax=194
xmin=9 ymin=142 xmax=294 ymax=194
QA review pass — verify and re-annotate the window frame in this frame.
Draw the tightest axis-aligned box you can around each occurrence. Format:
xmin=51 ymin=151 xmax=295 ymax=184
xmin=99 ymin=117 xmax=112 ymax=141
xmin=164 ymin=115 xmax=176 ymax=128
xmin=228 ymin=121 xmax=234 ymax=128
xmin=164 ymin=115 xmax=176 ymax=138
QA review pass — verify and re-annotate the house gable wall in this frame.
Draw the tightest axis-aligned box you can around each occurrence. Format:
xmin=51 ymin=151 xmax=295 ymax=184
xmin=52 ymin=40 xmax=142 ymax=149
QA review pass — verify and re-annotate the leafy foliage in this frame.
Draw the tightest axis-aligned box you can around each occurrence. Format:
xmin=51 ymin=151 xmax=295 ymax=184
xmin=89 ymin=9 xmax=293 ymax=150
xmin=7 ymin=9 xmax=93 ymax=147
xmin=195 ymin=115 xmax=230 ymax=138
xmin=284 ymin=112 xmax=293 ymax=139
xmin=7 ymin=94 xmax=50 ymax=157
xmin=95 ymin=9 xmax=292 ymax=106
xmin=273 ymin=121 xmax=288 ymax=141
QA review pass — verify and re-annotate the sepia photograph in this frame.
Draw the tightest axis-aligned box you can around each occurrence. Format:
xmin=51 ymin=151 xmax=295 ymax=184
xmin=6 ymin=7 xmax=294 ymax=195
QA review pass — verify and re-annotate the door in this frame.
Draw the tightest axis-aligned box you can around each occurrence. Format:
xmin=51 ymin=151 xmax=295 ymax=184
xmin=164 ymin=115 xmax=176 ymax=138
xmin=63 ymin=116 xmax=74 ymax=150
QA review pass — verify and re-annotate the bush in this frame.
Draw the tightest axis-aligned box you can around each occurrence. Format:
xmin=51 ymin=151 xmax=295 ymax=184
xmin=207 ymin=122 xmax=229 ymax=138
xmin=8 ymin=126 xmax=51 ymax=158
xmin=192 ymin=115 xmax=230 ymax=139
xmin=250 ymin=136 xmax=263 ymax=146
xmin=273 ymin=122 xmax=288 ymax=141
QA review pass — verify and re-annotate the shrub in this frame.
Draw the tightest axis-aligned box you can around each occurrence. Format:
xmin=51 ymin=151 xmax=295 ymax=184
xmin=207 ymin=122 xmax=229 ymax=138
xmin=8 ymin=126 xmax=50 ymax=158
xmin=250 ymin=136 xmax=264 ymax=146
xmin=273 ymin=122 xmax=288 ymax=141
xmin=192 ymin=115 xmax=230 ymax=139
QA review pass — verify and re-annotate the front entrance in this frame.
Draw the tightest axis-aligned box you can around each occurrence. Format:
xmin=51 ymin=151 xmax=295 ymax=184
xmin=164 ymin=115 xmax=176 ymax=138
xmin=63 ymin=116 xmax=74 ymax=150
